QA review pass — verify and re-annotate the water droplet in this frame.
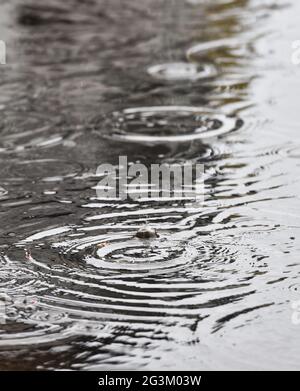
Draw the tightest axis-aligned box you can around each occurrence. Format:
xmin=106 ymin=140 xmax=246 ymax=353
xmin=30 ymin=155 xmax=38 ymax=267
xmin=98 ymin=106 xmax=242 ymax=145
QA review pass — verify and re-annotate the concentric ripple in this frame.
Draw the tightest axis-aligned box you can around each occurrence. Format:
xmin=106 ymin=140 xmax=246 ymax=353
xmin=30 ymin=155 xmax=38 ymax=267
xmin=52 ymin=230 xmax=201 ymax=272
xmin=147 ymin=62 xmax=217 ymax=81
xmin=5 ymin=217 xmax=267 ymax=342
xmin=98 ymin=106 xmax=242 ymax=144
xmin=1 ymin=195 xmax=289 ymax=366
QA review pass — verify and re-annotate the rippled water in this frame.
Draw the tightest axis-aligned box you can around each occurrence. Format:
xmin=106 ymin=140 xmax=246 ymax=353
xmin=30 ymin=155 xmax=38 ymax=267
xmin=0 ymin=0 xmax=300 ymax=370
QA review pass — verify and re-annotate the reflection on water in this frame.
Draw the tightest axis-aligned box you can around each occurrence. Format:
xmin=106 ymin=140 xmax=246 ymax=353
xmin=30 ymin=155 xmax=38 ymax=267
xmin=0 ymin=0 xmax=300 ymax=370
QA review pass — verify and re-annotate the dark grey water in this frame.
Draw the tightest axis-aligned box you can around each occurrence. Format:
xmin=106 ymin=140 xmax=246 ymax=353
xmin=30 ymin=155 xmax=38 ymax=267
xmin=0 ymin=0 xmax=300 ymax=370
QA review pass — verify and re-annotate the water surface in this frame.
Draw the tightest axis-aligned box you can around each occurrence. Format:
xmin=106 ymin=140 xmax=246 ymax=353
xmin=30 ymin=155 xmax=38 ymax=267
xmin=0 ymin=0 xmax=300 ymax=370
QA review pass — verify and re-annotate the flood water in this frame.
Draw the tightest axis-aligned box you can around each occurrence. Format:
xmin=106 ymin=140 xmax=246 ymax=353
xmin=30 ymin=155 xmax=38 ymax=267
xmin=0 ymin=0 xmax=300 ymax=370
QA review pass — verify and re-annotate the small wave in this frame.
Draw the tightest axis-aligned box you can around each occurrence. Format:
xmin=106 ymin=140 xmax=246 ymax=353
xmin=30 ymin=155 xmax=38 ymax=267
xmin=97 ymin=106 xmax=242 ymax=145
